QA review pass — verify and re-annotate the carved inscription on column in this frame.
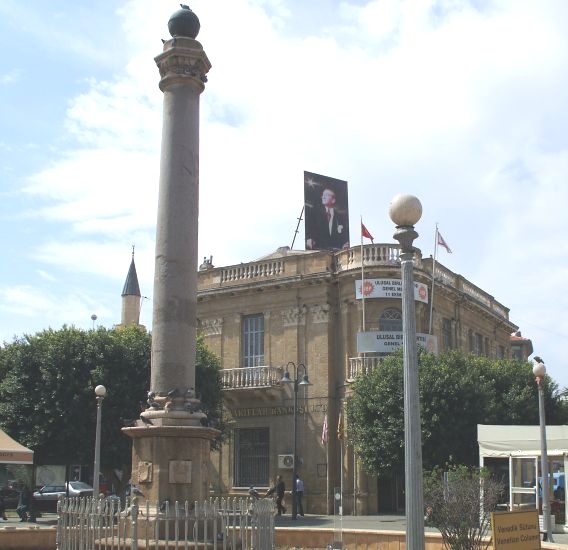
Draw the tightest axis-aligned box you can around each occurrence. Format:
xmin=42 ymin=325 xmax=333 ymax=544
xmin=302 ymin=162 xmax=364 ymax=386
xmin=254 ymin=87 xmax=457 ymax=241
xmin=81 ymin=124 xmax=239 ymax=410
xmin=169 ymin=460 xmax=192 ymax=484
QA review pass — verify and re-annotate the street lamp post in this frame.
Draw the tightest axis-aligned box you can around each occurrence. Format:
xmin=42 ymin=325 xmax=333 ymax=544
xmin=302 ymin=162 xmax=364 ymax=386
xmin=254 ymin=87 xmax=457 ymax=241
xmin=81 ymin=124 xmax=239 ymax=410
xmin=93 ymin=385 xmax=107 ymax=498
xmin=281 ymin=362 xmax=310 ymax=520
xmin=533 ymin=357 xmax=554 ymax=542
xmin=389 ymin=194 xmax=424 ymax=550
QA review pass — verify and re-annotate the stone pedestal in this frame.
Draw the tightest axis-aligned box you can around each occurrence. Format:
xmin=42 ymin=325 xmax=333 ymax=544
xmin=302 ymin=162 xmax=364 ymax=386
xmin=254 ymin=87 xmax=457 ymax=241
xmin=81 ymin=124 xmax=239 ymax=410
xmin=123 ymin=425 xmax=218 ymax=504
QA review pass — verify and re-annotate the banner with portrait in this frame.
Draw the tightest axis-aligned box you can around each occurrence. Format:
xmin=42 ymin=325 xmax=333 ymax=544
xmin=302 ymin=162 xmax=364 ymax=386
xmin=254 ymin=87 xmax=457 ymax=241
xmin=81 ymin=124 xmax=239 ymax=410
xmin=304 ymin=171 xmax=350 ymax=251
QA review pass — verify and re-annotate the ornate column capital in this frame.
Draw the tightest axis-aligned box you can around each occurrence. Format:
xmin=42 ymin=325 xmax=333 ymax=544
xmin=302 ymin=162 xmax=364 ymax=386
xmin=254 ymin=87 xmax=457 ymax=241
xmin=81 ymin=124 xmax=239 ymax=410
xmin=155 ymin=37 xmax=212 ymax=93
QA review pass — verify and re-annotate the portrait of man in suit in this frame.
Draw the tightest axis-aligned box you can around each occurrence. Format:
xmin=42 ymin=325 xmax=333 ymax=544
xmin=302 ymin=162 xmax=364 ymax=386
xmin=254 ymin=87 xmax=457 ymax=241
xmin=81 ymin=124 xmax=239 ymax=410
xmin=304 ymin=171 xmax=350 ymax=251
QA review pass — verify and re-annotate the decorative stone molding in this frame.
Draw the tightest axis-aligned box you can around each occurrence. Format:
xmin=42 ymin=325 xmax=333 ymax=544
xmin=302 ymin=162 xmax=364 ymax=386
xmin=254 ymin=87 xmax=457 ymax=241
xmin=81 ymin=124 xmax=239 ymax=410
xmin=311 ymin=305 xmax=330 ymax=324
xmin=281 ymin=307 xmax=306 ymax=327
xmin=199 ymin=317 xmax=223 ymax=336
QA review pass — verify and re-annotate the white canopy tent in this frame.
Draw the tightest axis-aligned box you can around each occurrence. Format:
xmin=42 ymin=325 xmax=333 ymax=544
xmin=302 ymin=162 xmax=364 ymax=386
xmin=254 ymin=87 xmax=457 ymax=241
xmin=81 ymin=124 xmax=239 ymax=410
xmin=478 ymin=424 xmax=568 ymax=458
xmin=478 ymin=424 xmax=568 ymax=533
xmin=0 ymin=429 xmax=33 ymax=464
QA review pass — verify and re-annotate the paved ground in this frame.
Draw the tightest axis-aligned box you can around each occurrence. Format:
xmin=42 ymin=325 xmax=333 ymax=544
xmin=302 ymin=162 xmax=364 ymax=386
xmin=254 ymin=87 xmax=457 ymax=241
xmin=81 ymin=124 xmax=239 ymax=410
xmin=274 ymin=513 xmax=568 ymax=546
xmin=5 ymin=511 xmax=568 ymax=547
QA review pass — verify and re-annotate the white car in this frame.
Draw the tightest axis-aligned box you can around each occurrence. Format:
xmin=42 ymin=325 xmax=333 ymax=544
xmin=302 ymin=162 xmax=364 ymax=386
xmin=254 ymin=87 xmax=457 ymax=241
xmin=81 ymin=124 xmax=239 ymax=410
xmin=33 ymin=482 xmax=93 ymax=510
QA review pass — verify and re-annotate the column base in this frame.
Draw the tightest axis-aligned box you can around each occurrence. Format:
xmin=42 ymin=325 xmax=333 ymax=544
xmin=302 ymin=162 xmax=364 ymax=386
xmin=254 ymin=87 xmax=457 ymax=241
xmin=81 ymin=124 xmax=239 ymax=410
xmin=122 ymin=425 xmax=219 ymax=504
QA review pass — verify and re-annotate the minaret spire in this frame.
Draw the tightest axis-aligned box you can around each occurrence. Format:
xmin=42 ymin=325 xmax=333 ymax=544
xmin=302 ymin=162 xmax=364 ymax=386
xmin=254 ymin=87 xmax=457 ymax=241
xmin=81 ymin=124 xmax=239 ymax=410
xmin=120 ymin=247 xmax=141 ymax=325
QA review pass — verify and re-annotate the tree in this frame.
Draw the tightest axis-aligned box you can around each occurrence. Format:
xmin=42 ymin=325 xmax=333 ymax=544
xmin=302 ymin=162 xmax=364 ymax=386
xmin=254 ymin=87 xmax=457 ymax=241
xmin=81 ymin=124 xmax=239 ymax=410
xmin=423 ymin=465 xmax=504 ymax=550
xmin=0 ymin=326 xmax=223 ymax=488
xmin=346 ymin=350 xmax=568 ymax=477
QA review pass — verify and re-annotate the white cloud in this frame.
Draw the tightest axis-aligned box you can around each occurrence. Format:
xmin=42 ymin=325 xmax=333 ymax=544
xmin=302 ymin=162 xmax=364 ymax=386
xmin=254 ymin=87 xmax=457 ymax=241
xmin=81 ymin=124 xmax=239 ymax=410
xmin=3 ymin=0 xmax=568 ymax=385
xmin=1 ymin=70 xmax=19 ymax=85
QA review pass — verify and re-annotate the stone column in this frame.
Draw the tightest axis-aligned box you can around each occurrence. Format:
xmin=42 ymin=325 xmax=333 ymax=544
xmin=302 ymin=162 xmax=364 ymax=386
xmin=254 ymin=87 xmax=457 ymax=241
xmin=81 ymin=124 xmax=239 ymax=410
xmin=151 ymin=8 xmax=211 ymax=397
xmin=123 ymin=6 xmax=217 ymax=506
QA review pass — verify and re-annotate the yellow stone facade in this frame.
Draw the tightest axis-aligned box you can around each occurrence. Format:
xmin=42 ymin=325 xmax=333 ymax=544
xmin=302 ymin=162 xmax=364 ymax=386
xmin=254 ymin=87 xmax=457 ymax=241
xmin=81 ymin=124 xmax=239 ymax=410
xmin=196 ymin=244 xmax=520 ymax=514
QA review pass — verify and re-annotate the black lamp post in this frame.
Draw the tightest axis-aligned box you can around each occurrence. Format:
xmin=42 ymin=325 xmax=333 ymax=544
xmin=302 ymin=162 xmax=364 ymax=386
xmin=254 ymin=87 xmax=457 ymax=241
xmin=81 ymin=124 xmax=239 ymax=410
xmin=281 ymin=361 xmax=310 ymax=520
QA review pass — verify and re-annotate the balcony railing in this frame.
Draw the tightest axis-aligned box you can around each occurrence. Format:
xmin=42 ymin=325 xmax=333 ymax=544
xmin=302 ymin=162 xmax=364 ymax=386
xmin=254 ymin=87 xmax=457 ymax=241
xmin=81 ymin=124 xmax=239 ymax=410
xmin=221 ymin=366 xmax=282 ymax=390
xmin=336 ymin=243 xmax=423 ymax=272
xmin=347 ymin=356 xmax=382 ymax=381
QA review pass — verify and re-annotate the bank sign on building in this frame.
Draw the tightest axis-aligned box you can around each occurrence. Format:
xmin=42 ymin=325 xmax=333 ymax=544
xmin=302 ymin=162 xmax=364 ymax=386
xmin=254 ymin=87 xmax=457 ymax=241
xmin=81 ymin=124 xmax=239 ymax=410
xmin=355 ymin=278 xmax=438 ymax=354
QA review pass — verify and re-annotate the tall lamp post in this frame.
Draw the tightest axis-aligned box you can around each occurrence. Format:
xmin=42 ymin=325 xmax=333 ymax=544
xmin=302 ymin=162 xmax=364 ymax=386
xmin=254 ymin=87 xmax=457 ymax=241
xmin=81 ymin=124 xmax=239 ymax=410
xmin=93 ymin=385 xmax=107 ymax=497
xmin=281 ymin=362 xmax=311 ymax=520
xmin=389 ymin=194 xmax=424 ymax=550
xmin=533 ymin=357 xmax=554 ymax=542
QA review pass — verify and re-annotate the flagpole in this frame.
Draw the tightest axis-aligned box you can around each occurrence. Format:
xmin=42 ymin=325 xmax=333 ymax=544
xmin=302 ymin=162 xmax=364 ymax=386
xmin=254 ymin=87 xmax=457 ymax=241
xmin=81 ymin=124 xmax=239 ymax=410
xmin=428 ymin=224 xmax=438 ymax=335
xmin=360 ymin=216 xmax=366 ymax=333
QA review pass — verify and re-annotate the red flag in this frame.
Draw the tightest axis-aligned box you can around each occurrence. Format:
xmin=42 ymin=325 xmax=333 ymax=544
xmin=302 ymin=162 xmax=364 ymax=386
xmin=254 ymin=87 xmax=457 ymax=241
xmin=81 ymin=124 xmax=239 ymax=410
xmin=361 ymin=222 xmax=374 ymax=242
xmin=437 ymin=231 xmax=452 ymax=254
xmin=321 ymin=414 xmax=329 ymax=445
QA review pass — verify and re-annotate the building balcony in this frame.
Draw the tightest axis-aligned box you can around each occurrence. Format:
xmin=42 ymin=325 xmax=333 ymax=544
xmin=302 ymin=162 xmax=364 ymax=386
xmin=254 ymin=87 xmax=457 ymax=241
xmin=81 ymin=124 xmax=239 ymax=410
xmin=221 ymin=366 xmax=283 ymax=403
xmin=335 ymin=243 xmax=421 ymax=272
xmin=347 ymin=356 xmax=382 ymax=382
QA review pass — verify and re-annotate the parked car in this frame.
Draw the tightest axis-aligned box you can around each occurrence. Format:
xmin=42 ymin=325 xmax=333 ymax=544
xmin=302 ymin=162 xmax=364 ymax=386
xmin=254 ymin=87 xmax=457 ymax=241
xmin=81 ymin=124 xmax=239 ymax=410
xmin=33 ymin=482 xmax=94 ymax=511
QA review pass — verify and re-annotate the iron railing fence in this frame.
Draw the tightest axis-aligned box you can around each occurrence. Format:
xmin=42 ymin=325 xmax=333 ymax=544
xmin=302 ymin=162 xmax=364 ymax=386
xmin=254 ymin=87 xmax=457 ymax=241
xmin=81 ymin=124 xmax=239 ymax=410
xmin=56 ymin=495 xmax=275 ymax=550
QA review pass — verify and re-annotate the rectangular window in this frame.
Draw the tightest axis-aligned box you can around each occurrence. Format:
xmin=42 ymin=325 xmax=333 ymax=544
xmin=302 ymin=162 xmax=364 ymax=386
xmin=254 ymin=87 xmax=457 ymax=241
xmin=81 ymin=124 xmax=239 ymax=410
xmin=511 ymin=344 xmax=523 ymax=361
xmin=474 ymin=333 xmax=483 ymax=356
xmin=498 ymin=345 xmax=506 ymax=359
xmin=242 ymin=314 xmax=264 ymax=367
xmin=234 ymin=428 xmax=269 ymax=487
xmin=442 ymin=318 xmax=452 ymax=351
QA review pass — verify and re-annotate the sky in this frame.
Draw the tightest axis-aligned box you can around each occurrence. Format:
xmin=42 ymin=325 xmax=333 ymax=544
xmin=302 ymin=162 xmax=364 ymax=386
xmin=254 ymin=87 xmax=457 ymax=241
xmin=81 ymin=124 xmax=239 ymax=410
xmin=1 ymin=0 xmax=567 ymax=387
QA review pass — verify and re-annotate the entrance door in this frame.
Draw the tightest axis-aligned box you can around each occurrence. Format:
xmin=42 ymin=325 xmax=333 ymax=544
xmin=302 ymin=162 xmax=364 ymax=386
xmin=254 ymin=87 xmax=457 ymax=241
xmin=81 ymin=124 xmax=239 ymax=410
xmin=377 ymin=473 xmax=404 ymax=513
xmin=510 ymin=456 xmax=538 ymax=511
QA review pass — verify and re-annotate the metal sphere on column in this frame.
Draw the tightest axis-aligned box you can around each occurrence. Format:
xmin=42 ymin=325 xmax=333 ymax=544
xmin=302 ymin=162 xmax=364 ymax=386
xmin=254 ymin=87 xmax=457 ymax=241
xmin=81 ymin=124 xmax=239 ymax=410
xmin=389 ymin=193 xmax=424 ymax=550
xmin=533 ymin=357 xmax=554 ymax=542
xmin=93 ymin=385 xmax=107 ymax=497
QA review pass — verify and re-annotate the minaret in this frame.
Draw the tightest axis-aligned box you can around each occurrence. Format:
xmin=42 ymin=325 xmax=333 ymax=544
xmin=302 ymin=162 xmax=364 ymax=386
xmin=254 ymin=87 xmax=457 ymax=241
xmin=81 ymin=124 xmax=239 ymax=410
xmin=120 ymin=247 xmax=141 ymax=326
xmin=122 ymin=5 xmax=217 ymax=506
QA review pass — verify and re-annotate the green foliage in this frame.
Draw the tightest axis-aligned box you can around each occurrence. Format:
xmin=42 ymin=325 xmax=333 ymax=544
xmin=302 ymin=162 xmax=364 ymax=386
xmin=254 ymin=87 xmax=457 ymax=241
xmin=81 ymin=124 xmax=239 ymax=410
xmin=0 ymin=326 xmax=150 ymax=468
xmin=0 ymin=326 xmax=223 ymax=472
xmin=346 ymin=350 xmax=568 ymax=476
xmin=424 ymin=465 xmax=504 ymax=550
xmin=195 ymin=334 xmax=225 ymax=444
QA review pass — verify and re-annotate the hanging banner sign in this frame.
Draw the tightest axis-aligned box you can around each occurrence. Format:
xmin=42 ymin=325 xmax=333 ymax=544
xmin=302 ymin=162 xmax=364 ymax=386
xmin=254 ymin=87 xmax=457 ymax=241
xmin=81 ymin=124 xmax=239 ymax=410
xmin=355 ymin=279 xmax=429 ymax=303
xmin=357 ymin=331 xmax=438 ymax=354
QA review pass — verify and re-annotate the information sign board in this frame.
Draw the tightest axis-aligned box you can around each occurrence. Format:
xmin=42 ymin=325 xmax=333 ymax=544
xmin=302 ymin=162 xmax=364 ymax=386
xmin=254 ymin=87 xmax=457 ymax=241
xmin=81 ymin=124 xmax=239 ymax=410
xmin=491 ymin=509 xmax=540 ymax=550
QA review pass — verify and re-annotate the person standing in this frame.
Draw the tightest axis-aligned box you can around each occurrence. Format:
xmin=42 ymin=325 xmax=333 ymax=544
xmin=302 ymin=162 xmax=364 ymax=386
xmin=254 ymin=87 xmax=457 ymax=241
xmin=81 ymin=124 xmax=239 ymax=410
xmin=0 ymin=495 xmax=7 ymax=520
xmin=294 ymin=474 xmax=305 ymax=517
xmin=266 ymin=475 xmax=286 ymax=516
xmin=16 ymin=486 xmax=31 ymax=522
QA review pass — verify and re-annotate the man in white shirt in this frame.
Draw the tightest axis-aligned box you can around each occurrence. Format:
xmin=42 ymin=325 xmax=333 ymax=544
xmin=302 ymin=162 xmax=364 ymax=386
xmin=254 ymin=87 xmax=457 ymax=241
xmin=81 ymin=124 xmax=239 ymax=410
xmin=294 ymin=474 xmax=305 ymax=517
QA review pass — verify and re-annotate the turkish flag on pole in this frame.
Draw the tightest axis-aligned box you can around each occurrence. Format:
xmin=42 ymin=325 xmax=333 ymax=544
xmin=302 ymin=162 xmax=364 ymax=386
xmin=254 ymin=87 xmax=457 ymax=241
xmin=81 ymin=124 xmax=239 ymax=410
xmin=361 ymin=222 xmax=374 ymax=242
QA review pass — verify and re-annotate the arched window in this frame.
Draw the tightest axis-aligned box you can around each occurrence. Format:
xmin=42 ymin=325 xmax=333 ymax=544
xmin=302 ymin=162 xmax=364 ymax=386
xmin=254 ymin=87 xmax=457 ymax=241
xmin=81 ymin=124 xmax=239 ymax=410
xmin=379 ymin=308 xmax=403 ymax=331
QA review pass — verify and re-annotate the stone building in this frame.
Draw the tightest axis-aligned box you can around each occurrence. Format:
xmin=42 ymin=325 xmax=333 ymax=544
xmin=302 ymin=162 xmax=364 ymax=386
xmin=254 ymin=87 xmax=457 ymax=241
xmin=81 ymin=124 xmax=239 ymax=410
xmin=196 ymin=242 xmax=530 ymax=514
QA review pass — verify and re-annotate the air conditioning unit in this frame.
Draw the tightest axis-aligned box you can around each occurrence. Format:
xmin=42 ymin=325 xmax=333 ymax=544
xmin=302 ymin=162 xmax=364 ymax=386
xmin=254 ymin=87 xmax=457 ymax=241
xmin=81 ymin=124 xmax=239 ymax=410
xmin=278 ymin=454 xmax=294 ymax=469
